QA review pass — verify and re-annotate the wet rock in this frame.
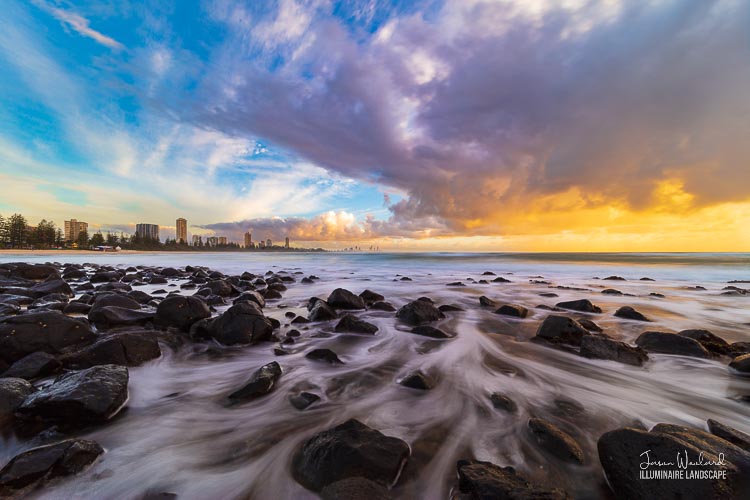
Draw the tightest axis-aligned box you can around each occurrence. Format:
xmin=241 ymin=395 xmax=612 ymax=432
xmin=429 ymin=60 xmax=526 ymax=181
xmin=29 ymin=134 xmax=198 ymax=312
xmin=327 ymin=289 xmax=366 ymax=310
xmin=555 ymin=299 xmax=601 ymax=313
xmin=494 ymin=304 xmax=528 ymax=318
xmin=0 ymin=378 xmax=34 ymax=415
xmin=370 ymin=301 xmax=396 ymax=312
xmin=601 ymin=288 xmax=623 ymax=295
xmin=396 ymin=300 xmax=445 ymax=326
xmin=127 ymin=290 xmax=153 ymax=305
xmin=678 ymin=329 xmax=732 ymax=356
xmin=17 ymin=364 xmax=129 ymax=424
xmin=89 ymin=306 xmax=155 ymax=330
xmin=291 ymin=316 xmax=310 ymax=324
xmin=598 ymin=425 xmax=749 ymax=499
xmin=603 ymin=275 xmax=626 ymax=281
xmin=227 ymin=362 xmax=282 ymax=403
xmin=0 ymin=439 xmax=104 ymax=495
xmin=320 ymin=477 xmax=391 ymax=500
xmin=614 ymin=306 xmax=650 ymax=322
xmin=0 ymin=312 xmax=96 ymax=364
xmin=446 ymin=281 xmax=465 ymax=287
xmin=8 ymin=263 xmax=60 ymax=281
xmin=201 ymin=302 xmax=274 ymax=345
xmin=399 ymin=370 xmax=434 ymax=390
xmin=306 ymin=349 xmax=344 ymax=365
xmin=335 ymin=314 xmax=378 ymax=334
xmin=457 ymin=459 xmax=569 ymax=500
xmin=61 ymin=331 xmax=160 ymax=369
xmin=579 ymin=335 xmax=648 ymax=366
xmin=707 ymin=420 xmax=750 ymax=451
xmin=202 ymin=280 xmax=232 ymax=297
xmin=262 ymin=288 xmax=283 ymax=300
xmin=492 ymin=277 xmax=511 ymax=283
xmin=527 ymin=418 xmax=584 ymax=464
xmin=309 ymin=300 xmax=338 ymax=322
xmin=489 ymin=393 xmax=517 ymax=412
xmin=410 ymin=326 xmax=452 ymax=339
xmin=438 ymin=304 xmax=463 ymax=312
xmin=359 ymin=290 xmax=385 ymax=306
xmin=534 ymin=315 xmax=588 ymax=346
xmin=731 ymin=342 xmax=750 ymax=356
xmin=90 ymin=271 xmax=121 ymax=283
xmin=89 ymin=294 xmax=141 ymax=314
xmin=635 ymin=331 xmax=711 ymax=358
xmin=0 ymin=303 xmax=21 ymax=316
xmin=578 ymin=318 xmax=602 ymax=332
xmin=233 ymin=291 xmax=266 ymax=309
xmin=155 ymin=295 xmax=211 ymax=331
xmin=400 ymin=277 xmax=412 ymax=281
xmin=3 ymin=352 xmax=61 ymax=380
xmin=479 ymin=296 xmax=496 ymax=307
xmin=291 ymin=419 xmax=410 ymax=492
xmin=290 ymin=392 xmax=320 ymax=410
xmin=729 ymin=354 xmax=750 ymax=375
xmin=63 ymin=302 xmax=91 ymax=315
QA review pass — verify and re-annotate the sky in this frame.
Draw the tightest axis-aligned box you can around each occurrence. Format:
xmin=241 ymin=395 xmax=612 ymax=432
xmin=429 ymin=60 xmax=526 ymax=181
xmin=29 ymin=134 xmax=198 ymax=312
xmin=1 ymin=0 xmax=748 ymax=251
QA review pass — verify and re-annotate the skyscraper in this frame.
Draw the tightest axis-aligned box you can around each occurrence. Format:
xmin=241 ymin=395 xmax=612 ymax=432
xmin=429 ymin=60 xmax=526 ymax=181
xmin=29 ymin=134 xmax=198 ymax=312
xmin=192 ymin=235 xmax=202 ymax=246
xmin=285 ymin=237 xmax=290 ymax=248
xmin=64 ymin=219 xmax=88 ymax=241
xmin=266 ymin=238 xmax=272 ymax=247
xmin=176 ymin=218 xmax=187 ymax=244
xmin=244 ymin=232 xmax=252 ymax=248
xmin=135 ymin=223 xmax=159 ymax=241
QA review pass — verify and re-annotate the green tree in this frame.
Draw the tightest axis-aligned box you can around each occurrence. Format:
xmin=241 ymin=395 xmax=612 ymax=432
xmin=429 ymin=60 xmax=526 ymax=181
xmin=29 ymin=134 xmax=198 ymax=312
xmin=55 ymin=228 xmax=64 ymax=247
xmin=8 ymin=213 xmax=27 ymax=248
xmin=90 ymin=231 xmax=105 ymax=247
xmin=0 ymin=214 xmax=6 ymax=246
xmin=77 ymin=229 xmax=89 ymax=249
xmin=105 ymin=232 xmax=119 ymax=246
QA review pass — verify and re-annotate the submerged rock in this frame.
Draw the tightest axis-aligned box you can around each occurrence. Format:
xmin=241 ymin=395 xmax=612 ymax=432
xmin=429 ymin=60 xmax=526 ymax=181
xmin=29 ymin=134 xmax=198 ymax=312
xmin=555 ymin=299 xmax=601 ymax=313
xmin=227 ymin=361 xmax=282 ymax=403
xmin=396 ymin=300 xmax=445 ymax=326
xmin=614 ymin=306 xmax=650 ymax=322
xmin=579 ymin=335 xmax=649 ymax=366
xmin=635 ymin=331 xmax=711 ymax=358
xmin=399 ymin=370 xmax=435 ymax=390
xmin=494 ymin=304 xmax=528 ymax=318
xmin=527 ymin=418 xmax=584 ymax=464
xmin=678 ymin=329 xmax=732 ymax=356
xmin=729 ymin=354 xmax=750 ymax=375
xmin=457 ymin=459 xmax=569 ymax=500
xmin=289 ymin=392 xmax=320 ymax=410
xmin=534 ymin=315 xmax=588 ymax=346
xmin=306 ymin=349 xmax=344 ymax=365
xmin=410 ymin=325 xmax=452 ymax=339
xmin=478 ymin=296 xmax=496 ymax=307
xmin=335 ymin=314 xmax=378 ymax=334
xmin=370 ymin=301 xmax=396 ymax=312
xmin=291 ymin=419 xmax=410 ymax=492
xmin=489 ymin=393 xmax=517 ymax=412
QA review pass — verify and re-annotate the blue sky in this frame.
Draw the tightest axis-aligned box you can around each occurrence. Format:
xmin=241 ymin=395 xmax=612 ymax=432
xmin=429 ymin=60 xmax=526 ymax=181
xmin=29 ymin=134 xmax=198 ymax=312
xmin=1 ymin=0 xmax=748 ymax=250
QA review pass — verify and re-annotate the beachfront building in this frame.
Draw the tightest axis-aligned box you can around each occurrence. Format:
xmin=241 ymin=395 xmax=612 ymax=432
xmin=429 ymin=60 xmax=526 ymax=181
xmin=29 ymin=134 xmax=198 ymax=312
xmin=258 ymin=240 xmax=265 ymax=249
xmin=266 ymin=239 xmax=272 ymax=247
xmin=285 ymin=237 xmax=290 ymax=248
xmin=135 ymin=223 xmax=159 ymax=241
xmin=244 ymin=232 xmax=252 ymax=248
xmin=176 ymin=218 xmax=187 ymax=244
xmin=206 ymin=236 xmax=218 ymax=247
xmin=192 ymin=235 xmax=202 ymax=246
xmin=64 ymin=219 xmax=88 ymax=241
xmin=218 ymin=236 xmax=228 ymax=245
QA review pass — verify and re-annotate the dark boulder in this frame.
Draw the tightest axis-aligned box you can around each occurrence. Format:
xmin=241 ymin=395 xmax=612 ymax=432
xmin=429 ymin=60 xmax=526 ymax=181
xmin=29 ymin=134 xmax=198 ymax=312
xmin=90 ymin=271 xmax=121 ymax=283
xmin=155 ymin=295 xmax=211 ymax=331
xmin=320 ymin=477 xmax=391 ymax=500
xmin=227 ymin=361 xmax=281 ymax=403
xmin=534 ymin=315 xmax=588 ymax=346
xmin=707 ymin=419 xmax=750 ymax=451
xmin=410 ymin=326 xmax=452 ymax=339
xmin=603 ymin=275 xmax=626 ymax=281
xmin=0 ymin=378 xmax=34 ymax=416
xmin=290 ymin=392 xmax=320 ymax=410
xmin=8 ymin=264 xmax=59 ymax=281
xmin=89 ymin=294 xmax=141 ymax=314
xmin=729 ymin=354 xmax=750 ymax=375
xmin=0 ymin=439 xmax=103 ymax=495
xmin=493 ymin=277 xmax=511 ymax=283
xmin=494 ymin=304 xmax=528 ymax=318
xmin=327 ymin=289 xmax=365 ymax=310
xmin=396 ymin=300 xmax=445 ymax=326
xmin=0 ymin=312 xmax=96 ymax=364
xmin=555 ymin=299 xmax=601 ymax=313
xmin=580 ymin=336 xmax=648 ymax=366
xmin=359 ymin=290 xmax=385 ymax=306
xmin=614 ymin=306 xmax=650 ymax=322
xmin=17 ymin=364 xmax=129 ymax=424
xmin=578 ymin=318 xmax=602 ymax=332
xmin=678 ymin=329 xmax=732 ymax=356
xmin=61 ymin=331 xmax=160 ymax=369
xmin=489 ymin=393 xmax=517 ymax=413
xmin=3 ymin=352 xmax=61 ymax=380
xmin=457 ymin=459 xmax=569 ymax=500
xmin=201 ymin=302 xmax=273 ymax=345
xmin=232 ymin=290 xmax=266 ymax=309
xmin=291 ymin=419 xmax=410 ymax=492
xmin=28 ymin=279 xmax=73 ymax=299
xmin=528 ymin=418 xmax=584 ymax=464
xmin=399 ymin=370 xmax=434 ymax=390
xmin=335 ymin=314 xmax=378 ymax=334
xmin=0 ymin=303 xmax=21 ymax=316
xmin=635 ymin=331 xmax=711 ymax=358
xmin=306 ymin=349 xmax=344 ymax=365
xmin=370 ymin=301 xmax=396 ymax=312
xmin=88 ymin=306 xmax=155 ymax=329
xmin=63 ymin=302 xmax=91 ymax=315
xmin=478 ymin=296 xmax=496 ymax=307
xmin=202 ymin=280 xmax=233 ymax=297
xmin=309 ymin=300 xmax=338 ymax=322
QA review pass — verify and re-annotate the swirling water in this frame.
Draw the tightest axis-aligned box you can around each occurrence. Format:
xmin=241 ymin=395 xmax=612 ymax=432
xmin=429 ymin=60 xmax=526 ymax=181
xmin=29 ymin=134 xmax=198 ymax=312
xmin=1 ymin=252 xmax=749 ymax=499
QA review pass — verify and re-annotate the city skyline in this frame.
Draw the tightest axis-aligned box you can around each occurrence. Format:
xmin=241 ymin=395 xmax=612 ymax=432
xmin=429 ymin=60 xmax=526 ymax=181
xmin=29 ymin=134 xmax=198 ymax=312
xmin=1 ymin=1 xmax=748 ymax=251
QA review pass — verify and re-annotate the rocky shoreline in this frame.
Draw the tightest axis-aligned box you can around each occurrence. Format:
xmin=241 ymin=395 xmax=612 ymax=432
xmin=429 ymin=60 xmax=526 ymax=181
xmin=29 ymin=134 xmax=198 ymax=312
xmin=1 ymin=260 xmax=749 ymax=499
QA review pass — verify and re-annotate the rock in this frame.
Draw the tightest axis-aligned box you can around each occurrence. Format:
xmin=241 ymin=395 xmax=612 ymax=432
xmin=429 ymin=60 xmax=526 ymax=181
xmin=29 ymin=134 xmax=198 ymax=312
xmin=127 ymin=290 xmax=153 ymax=304
xmin=306 ymin=349 xmax=344 ymax=365
xmin=598 ymin=425 xmax=749 ymax=499
xmin=489 ymin=393 xmax=517 ymax=412
xmin=0 ymin=312 xmax=96 ymax=364
xmin=155 ymin=295 xmax=211 ymax=331
xmin=527 ymin=418 xmax=584 ymax=464
xmin=731 ymin=342 xmax=750 ymax=356
xmin=8 ymin=263 xmax=59 ymax=280
xmin=290 ymin=392 xmax=320 ymax=410
xmin=578 ymin=318 xmax=602 ymax=332
xmin=0 ymin=439 xmax=103 ymax=495
xmin=359 ymin=290 xmax=385 ymax=306
xmin=410 ymin=326 xmax=452 ymax=339
xmin=291 ymin=419 xmax=410 ymax=492
xmin=61 ymin=331 xmax=160 ymax=369
xmin=28 ymin=279 xmax=73 ymax=299
xmin=291 ymin=316 xmax=310 ymax=324
xmin=457 ymin=459 xmax=569 ymax=500
xmin=678 ymin=329 xmax=732 ymax=356
xmin=479 ymin=296 xmax=496 ymax=307
xmin=492 ymin=277 xmax=511 ymax=283
xmin=63 ymin=302 xmax=91 ymax=315
xmin=534 ymin=315 xmax=589 ymax=346
xmin=603 ymin=276 xmax=626 ymax=281
xmin=159 ymin=267 xmax=180 ymax=277
xmin=90 ymin=271 xmax=121 ymax=283
xmin=446 ymin=281 xmax=465 ymax=287
xmin=202 ymin=302 xmax=273 ymax=345
xmin=580 ymin=335 xmax=649 ymax=366
xmin=399 ymin=370 xmax=434 ymax=390
xmin=3 ymin=352 xmax=61 ymax=380
xmin=601 ymin=288 xmax=623 ymax=295
xmin=88 ymin=306 xmax=155 ymax=330
xmin=309 ymin=300 xmax=338 ymax=321
xmin=707 ymin=420 xmax=750 ymax=451
xmin=89 ymin=294 xmax=141 ymax=314
xmin=0 ymin=303 xmax=20 ymax=316
xmin=370 ymin=301 xmax=396 ymax=312
xmin=635 ymin=331 xmax=711 ymax=358
xmin=233 ymin=291 xmax=266 ymax=309
xmin=202 ymin=280 xmax=233 ymax=297
xmin=227 ymin=362 xmax=282 ymax=403
xmin=327 ymin=289 xmax=366 ymax=310
xmin=0 ymin=378 xmax=34 ymax=415
xmin=494 ymin=304 xmax=528 ymax=318
xmin=320 ymin=477 xmax=392 ymax=500
xmin=614 ymin=306 xmax=650 ymax=322
xmin=438 ymin=304 xmax=463 ymax=312
xmin=262 ymin=288 xmax=283 ymax=300
xmin=555 ymin=299 xmax=601 ymax=313
xmin=729 ymin=354 xmax=750 ymax=375
xmin=17 ymin=364 xmax=129 ymax=424
xmin=335 ymin=314 xmax=378 ymax=334
xmin=396 ymin=300 xmax=445 ymax=326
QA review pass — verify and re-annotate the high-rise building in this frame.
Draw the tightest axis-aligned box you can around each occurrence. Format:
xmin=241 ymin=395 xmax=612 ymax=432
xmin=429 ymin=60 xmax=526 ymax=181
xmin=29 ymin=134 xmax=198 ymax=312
xmin=258 ymin=240 xmax=265 ymax=249
xmin=64 ymin=219 xmax=89 ymax=241
xmin=218 ymin=236 xmax=228 ymax=245
xmin=192 ymin=235 xmax=202 ymax=246
xmin=206 ymin=236 xmax=218 ymax=247
xmin=135 ymin=223 xmax=159 ymax=241
xmin=266 ymin=239 xmax=272 ymax=247
xmin=176 ymin=218 xmax=187 ymax=244
xmin=244 ymin=232 xmax=252 ymax=248
xmin=285 ymin=237 xmax=290 ymax=248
